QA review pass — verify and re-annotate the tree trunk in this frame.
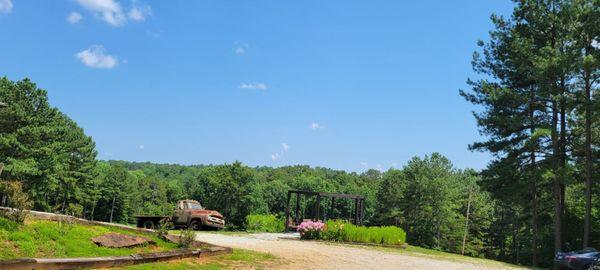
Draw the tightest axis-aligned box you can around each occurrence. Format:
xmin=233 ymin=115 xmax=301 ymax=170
xmin=552 ymin=97 xmax=563 ymax=253
xmin=560 ymin=78 xmax=567 ymax=250
xmin=583 ymin=61 xmax=593 ymax=248
xmin=461 ymin=190 xmax=472 ymax=256
xmin=110 ymin=196 xmax=116 ymax=223
xmin=529 ymin=87 xmax=538 ymax=266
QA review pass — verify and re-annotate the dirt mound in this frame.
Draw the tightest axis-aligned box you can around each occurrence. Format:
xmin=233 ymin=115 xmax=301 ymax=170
xmin=92 ymin=233 xmax=155 ymax=248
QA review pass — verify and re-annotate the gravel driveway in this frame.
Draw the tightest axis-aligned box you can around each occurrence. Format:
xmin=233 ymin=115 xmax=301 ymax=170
xmin=195 ymin=232 xmax=530 ymax=270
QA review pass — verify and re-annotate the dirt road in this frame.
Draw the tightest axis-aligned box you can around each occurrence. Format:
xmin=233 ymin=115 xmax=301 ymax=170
xmin=195 ymin=232 xmax=530 ymax=270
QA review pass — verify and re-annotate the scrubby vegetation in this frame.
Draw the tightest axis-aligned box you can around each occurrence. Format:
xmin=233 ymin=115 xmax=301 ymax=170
xmin=245 ymin=214 xmax=285 ymax=233
xmin=0 ymin=217 xmax=177 ymax=259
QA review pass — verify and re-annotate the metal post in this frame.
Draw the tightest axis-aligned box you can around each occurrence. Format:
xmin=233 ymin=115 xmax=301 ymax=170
xmin=315 ymin=194 xmax=321 ymax=221
xmin=295 ymin=193 xmax=301 ymax=224
xmin=284 ymin=191 xmax=292 ymax=232
xmin=329 ymin=197 xmax=335 ymax=221
xmin=354 ymin=198 xmax=359 ymax=225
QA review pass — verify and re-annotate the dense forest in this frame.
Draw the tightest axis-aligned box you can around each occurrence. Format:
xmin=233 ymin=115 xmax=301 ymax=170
xmin=0 ymin=0 xmax=598 ymax=267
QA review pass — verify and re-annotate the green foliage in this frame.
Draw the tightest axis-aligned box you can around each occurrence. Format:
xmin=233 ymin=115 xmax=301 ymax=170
xmin=322 ymin=220 xmax=406 ymax=246
xmin=156 ymin=219 xmax=173 ymax=241
xmin=0 ymin=217 xmax=177 ymax=259
xmin=0 ymin=180 xmax=33 ymax=223
xmin=245 ymin=214 xmax=284 ymax=232
xmin=0 ymin=77 xmax=97 ymax=215
xmin=177 ymin=228 xmax=196 ymax=249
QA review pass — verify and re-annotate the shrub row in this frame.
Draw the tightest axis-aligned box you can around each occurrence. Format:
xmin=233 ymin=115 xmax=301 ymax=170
xmin=299 ymin=220 xmax=406 ymax=246
xmin=245 ymin=214 xmax=285 ymax=232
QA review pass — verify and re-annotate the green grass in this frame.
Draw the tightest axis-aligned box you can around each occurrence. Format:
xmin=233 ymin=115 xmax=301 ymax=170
xmin=321 ymin=220 xmax=406 ymax=245
xmin=119 ymin=249 xmax=276 ymax=270
xmin=0 ymin=217 xmax=178 ymax=259
xmin=245 ymin=214 xmax=285 ymax=233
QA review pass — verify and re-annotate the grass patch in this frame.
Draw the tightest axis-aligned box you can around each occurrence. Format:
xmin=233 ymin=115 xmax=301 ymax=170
xmin=0 ymin=217 xmax=177 ymax=259
xmin=320 ymin=220 xmax=406 ymax=246
xmin=119 ymin=249 xmax=276 ymax=270
xmin=245 ymin=214 xmax=284 ymax=233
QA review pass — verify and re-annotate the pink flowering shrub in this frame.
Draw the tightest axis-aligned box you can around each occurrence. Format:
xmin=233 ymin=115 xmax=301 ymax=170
xmin=297 ymin=220 xmax=326 ymax=240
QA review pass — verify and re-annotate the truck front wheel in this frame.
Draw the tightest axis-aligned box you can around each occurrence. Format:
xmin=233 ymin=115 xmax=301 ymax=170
xmin=190 ymin=220 xmax=202 ymax=231
xmin=142 ymin=220 xmax=155 ymax=229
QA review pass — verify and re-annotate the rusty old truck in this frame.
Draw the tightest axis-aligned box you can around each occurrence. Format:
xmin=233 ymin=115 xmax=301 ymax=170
xmin=135 ymin=199 xmax=225 ymax=230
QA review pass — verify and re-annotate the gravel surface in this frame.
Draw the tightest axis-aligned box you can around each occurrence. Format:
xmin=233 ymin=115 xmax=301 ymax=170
xmin=195 ymin=232 xmax=530 ymax=270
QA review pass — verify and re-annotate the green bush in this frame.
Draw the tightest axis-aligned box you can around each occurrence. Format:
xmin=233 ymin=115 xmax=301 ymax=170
xmin=245 ymin=214 xmax=285 ymax=232
xmin=322 ymin=220 xmax=406 ymax=246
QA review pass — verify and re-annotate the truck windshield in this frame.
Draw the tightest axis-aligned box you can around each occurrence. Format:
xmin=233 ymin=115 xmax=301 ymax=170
xmin=187 ymin=203 xmax=203 ymax=210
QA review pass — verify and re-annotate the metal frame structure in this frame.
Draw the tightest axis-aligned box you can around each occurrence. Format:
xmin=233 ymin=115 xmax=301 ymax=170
xmin=284 ymin=189 xmax=365 ymax=232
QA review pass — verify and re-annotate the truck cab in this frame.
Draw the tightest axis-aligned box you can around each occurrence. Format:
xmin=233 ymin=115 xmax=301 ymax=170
xmin=173 ymin=200 xmax=225 ymax=230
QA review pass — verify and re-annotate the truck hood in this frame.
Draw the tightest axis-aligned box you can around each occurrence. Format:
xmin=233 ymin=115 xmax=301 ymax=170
xmin=190 ymin=210 xmax=224 ymax=219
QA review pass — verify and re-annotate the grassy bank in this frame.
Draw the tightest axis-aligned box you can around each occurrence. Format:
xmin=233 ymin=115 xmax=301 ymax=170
xmin=0 ymin=217 xmax=177 ymax=259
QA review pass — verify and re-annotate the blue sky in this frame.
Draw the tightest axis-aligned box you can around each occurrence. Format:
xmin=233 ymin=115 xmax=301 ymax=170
xmin=0 ymin=0 xmax=515 ymax=172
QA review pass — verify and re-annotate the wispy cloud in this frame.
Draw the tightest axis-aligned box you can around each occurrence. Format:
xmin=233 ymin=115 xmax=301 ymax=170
xmin=310 ymin=123 xmax=324 ymax=130
xmin=359 ymin=162 xmax=368 ymax=167
xmin=74 ymin=0 xmax=151 ymax=26
xmin=239 ymin=83 xmax=267 ymax=90
xmin=235 ymin=42 xmax=249 ymax=55
xmin=282 ymin=143 xmax=290 ymax=152
xmin=138 ymin=144 xmax=145 ymax=150
xmin=128 ymin=1 xmax=151 ymax=22
xmin=75 ymin=0 xmax=126 ymax=26
xmin=0 ymin=0 xmax=12 ymax=14
xmin=76 ymin=45 xmax=118 ymax=69
xmin=146 ymin=29 xmax=161 ymax=38
xmin=271 ymin=143 xmax=290 ymax=160
xmin=67 ymin=12 xmax=83 ymax=24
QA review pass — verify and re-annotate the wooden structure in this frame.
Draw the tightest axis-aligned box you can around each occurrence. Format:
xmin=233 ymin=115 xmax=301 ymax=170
xmin=284 ymin=190 xmax=365 ymax=232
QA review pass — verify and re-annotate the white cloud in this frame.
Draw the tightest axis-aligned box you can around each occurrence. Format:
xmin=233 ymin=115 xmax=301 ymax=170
xmin=359 ymin=162 xmax=368 ymax=167
xmin=0 ymin=0 xmax=12 ymax=14
xmin=271 ymin=143 xmax=290 ymax=161
xmin=239 ymin=83 xmax=267 ymax=90
xmin=593 ymin=39 xmax=600 ymax=49
xmin=74 ymin=0 xmax=151 ymax=26
xmin=146 ymin=29 xmax=160 ymax=38
xmin=76 ymin=45 xmax=118 ymax=69
xmin=235 ymin=42 xmax=248 ymax=55
xmin=235 ymin=47 xmax=246 ymax=54
xmin=67 ymin=12 xmax=83 ymax=24
xmin=75 ymin=0 xmax=126 ymax=26
xmin=310 ymin=123 xmax=324 ymax=130
xmin=391 ymin=163 xmax=398 ymax=168
xmin=138 ymin=144 xmax=145 ymax=150
xmin=128 ymin=2 xmax=151 ymax=22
